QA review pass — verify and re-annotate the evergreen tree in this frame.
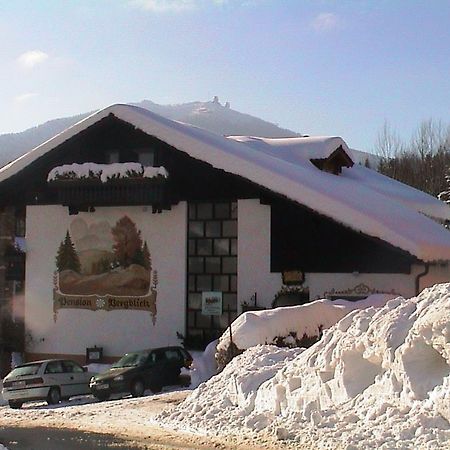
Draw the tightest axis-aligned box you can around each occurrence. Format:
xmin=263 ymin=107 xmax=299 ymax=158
xmin=142 ymin=241 xmax=151 ymax=270
xmin=55 ymin=231 xmax=81 ymax=273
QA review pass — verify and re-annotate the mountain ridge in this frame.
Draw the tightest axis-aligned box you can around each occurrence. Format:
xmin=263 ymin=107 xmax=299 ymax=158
xmin=0 ymin=98 xmax=300 ymax=167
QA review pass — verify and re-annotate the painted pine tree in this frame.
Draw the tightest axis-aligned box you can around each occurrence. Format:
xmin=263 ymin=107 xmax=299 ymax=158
xmin=55 ymin=230 xmax=81 ymax=273
xmin=142 ymin=241 xmax=151 ymax=270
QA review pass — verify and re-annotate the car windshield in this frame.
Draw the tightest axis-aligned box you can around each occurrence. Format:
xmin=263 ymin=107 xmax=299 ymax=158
xmin=111 ymin=352 xmax=148 ymax=368
xmin=8 ymin=363 xmax=42 ymax=377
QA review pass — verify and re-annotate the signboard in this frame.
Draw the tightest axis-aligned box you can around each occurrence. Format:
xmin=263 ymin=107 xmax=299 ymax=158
xmin=202 ymin=291 xmax=223 ymax=316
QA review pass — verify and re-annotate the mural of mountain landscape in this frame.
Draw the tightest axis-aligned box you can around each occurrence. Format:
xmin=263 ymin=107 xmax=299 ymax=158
xmin=55 ymin=216 xmax=154 ymax=297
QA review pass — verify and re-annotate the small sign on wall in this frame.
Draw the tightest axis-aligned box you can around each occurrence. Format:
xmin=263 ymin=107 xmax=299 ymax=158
xmin=202 ymin=291 xmax=223 ymax=316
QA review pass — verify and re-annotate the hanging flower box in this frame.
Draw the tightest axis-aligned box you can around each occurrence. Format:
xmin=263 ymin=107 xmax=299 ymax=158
xmin=47 ymin=163 xmax=170 ymax=207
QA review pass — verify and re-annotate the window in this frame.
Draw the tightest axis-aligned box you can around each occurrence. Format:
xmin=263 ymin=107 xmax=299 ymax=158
xmin=45 ymin=361 xmax=64 ymax=374
xmin=107 ymin=150 xmax=120 ymax=164
xmin=186 ymin=201 xmax=238 ymax=348
xmin=138 ymin=150 xmax=155 ymax=166
xmin=164 ymin=349 xmax=182 ymax=362
xmin=62 ymin=361 xmax=84 ymax=373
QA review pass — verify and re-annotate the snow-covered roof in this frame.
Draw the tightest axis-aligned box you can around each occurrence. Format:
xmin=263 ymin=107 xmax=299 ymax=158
xmin=1 ymin=103 xmax=450 ymax=262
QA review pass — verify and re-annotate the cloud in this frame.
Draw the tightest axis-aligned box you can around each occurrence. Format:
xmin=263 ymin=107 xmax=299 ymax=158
xmin=312 ymin=12 xmax=340 ymax=32
xmin=17 ymin=50 xmax=49 ymax=69
xmin=130 ymin=0 xmax=196 ymax=12
xmin=14 ymin=93 xmax=39 ymax=104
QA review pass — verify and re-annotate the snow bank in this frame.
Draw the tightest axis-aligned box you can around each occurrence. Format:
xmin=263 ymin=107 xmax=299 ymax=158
xmin=158 ymin=283 xmax=450 ymax=449
xmin=217 ymin=294 xmax=395 ymax=353
xmin=187 ymin=339 xmax=218 ymax=388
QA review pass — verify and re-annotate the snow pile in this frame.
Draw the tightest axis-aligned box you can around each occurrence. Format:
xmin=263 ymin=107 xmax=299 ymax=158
xmin=217 ymin=294 xmax=394 ymax=353
xmin=47 ymin=162 xmax=168 ymax=182
xmin=186 ymin=339 xmax=218 ymax=388
xmin=158 ymin=284 xmax=450 ymax=449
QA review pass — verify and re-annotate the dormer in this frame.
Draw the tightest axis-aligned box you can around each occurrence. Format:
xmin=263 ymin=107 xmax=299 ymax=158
xmin=310 ymin=145 xmax=354 ymax=175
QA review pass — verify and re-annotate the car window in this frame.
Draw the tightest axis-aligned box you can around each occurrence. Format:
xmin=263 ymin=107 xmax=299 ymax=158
xmin=45 ymin=361 xmax=64 ymax=374
xmin=112 ymin=352 xmax=149 ymax=368
xmin=154 ymin=350 xmax=166 ymax=363
xmin=147 ymin=353 xmax=157 ymax=364
xmin=165 ymin=349 xmax=182 ymax=362
xmin=62 ymin=360 xmax=84 ymax=373
xmin=9 ymin=363 xmax=42 ymax=377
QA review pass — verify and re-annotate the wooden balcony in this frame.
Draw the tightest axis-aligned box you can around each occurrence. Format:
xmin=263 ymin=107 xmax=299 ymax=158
xmin=48 ymin=177 xmax=171 ymax=208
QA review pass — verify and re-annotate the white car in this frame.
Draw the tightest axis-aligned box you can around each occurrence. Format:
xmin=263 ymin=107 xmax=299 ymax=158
xmin=2 ymin=359 xmax=95 ymax=409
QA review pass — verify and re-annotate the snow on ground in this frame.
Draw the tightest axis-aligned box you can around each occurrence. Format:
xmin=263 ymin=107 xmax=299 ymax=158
xmin=157 ymin=283 xmax=450 ymax=449
xmin=217 ymin=294 xmax=394 ymax=352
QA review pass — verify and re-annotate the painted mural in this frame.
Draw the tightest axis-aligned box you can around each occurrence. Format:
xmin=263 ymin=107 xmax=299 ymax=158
xmin=53 ymin=215 xmax=158 ymax=324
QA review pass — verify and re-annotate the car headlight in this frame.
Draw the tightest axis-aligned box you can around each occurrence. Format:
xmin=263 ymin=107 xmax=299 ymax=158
xmin=113 ymin=375 xmax=124 ymax=381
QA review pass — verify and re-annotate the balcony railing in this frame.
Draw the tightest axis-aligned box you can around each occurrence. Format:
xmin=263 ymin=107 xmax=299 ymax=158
xmin=48 ymin=177 xmax=170 ymax=207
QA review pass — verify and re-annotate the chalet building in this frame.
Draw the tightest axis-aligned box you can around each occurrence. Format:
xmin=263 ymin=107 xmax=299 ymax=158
xmin=0 ymin=104 xmax=449 ymax=363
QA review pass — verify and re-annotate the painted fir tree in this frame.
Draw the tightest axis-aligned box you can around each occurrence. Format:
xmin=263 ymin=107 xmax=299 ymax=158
xmin=142 ymin=241 xmax=151 ymax=270
xmin=55 ymin=230 xmax=81 ymax=273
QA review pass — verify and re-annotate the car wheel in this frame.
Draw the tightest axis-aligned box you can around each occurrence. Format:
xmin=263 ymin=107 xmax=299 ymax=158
xmin=8 ymin=400 xmax=23 ymax=409
xmin=94 ymin=393 xmax=110 ymax=402
xmin=149 ymin=382 xmax=162 ymax=394
xmin=47 ymin=386 xmax=61 ymax=405
xmin=130 ymin=379 xmax=145 ymax=397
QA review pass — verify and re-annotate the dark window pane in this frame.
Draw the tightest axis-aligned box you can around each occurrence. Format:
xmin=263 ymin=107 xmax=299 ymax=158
xmin=230 ymin=239 xmax=237 ymax=255
xmin=205 ymin=257 xmax=221 ymax=274
xmin=197 ymin=275 xmax=212 ymax=291
xmin=197 ymin=203 xmax=213 ymax=220
xmin=230 ymin=275 xmax=237 ymax=292
xmin=189 ymin=257 xmax=204 ymax=273
xmin=189 ymin=221 xmax=204 ymax=237
xmin=188 ymin=275 xmax=196 ymax=292
xmin=223 ymin=293 xmax=237 ymax=309
xmin=188 ymin=293 xmax=202 ymax=309
xmin=138 ymin=150 xmax=155 ymax=166
xmin=212 ymin=315 xmax=223 ymax=328
xmin=214 ymin=238 xmax=229 ymax=255
xmin=223 ymin=220 xmax=237 ymax=237
xmin=205 ymin=221 xmax=221 ymax=237
xmin=188 ymin=239 xmax=196 ymax=256
xmin=197 ymin=239 xmax=212 ymax=256
xmin=219 ymin=314 xmax=230 ymax=328
xmin=196 ymin=312 xmax=212 ymax=328
xmin=213 ymin=275 xmax=229 ymax=292
xmin=222 ymin=257 xmax=237 ymax=274
xmin=189 ymin=204 xmax=196 ymax=220
xmin=188 ymin=311 xmax=196 ymax=327
xmin=231 ymin=202 xmax=238 ymax=219
xmin=215 ymin=203 xmax=230 ymax=219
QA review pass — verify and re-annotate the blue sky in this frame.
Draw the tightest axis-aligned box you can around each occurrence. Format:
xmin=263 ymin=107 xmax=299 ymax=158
xmin=0 ymin=0 xmax=448 ymax=151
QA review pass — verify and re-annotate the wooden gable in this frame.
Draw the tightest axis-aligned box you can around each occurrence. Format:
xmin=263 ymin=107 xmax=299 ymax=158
xmin=310 ymin=145 xmax=354 ymax=175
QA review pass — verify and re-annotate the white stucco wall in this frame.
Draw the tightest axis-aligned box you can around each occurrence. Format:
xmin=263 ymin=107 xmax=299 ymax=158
xmin=237 ymin=199 xmax=282 ymax=311
xmin=419 ymin=263 xmax=450 ymax=292
xmin=25 ymin=203 xmax=187 ymax=358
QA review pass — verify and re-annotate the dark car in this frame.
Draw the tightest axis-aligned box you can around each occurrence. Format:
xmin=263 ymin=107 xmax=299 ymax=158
xmin=89 ymin=346 xmax=192 ymax=401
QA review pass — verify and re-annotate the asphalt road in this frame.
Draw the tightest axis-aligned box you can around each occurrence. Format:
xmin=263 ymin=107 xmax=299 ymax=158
xmin=0 ymin=426 xmax=146 ymax=450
